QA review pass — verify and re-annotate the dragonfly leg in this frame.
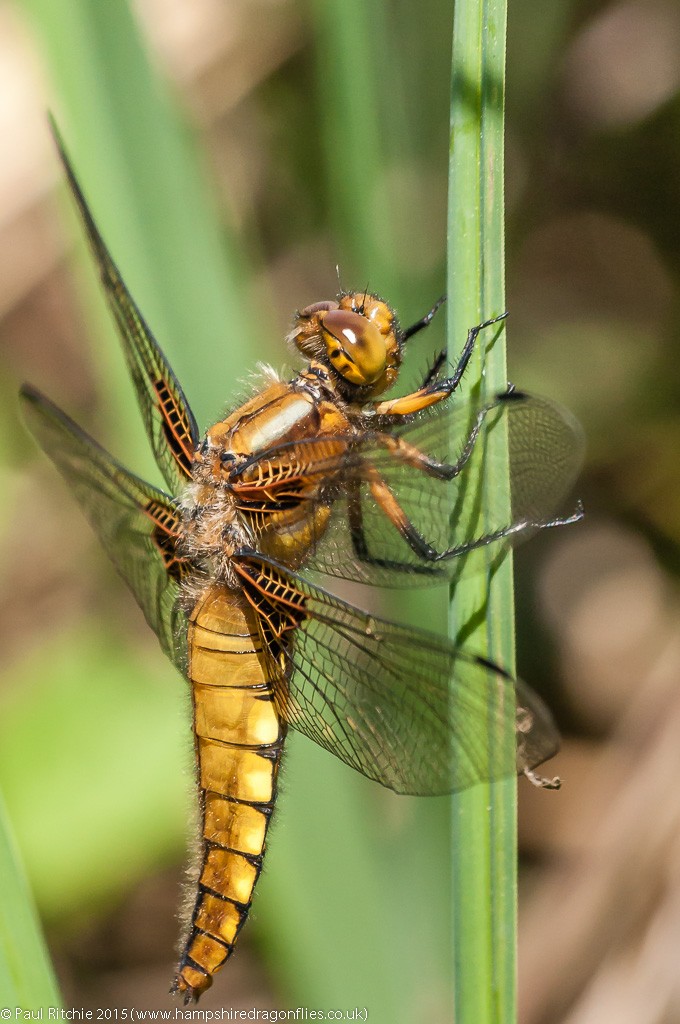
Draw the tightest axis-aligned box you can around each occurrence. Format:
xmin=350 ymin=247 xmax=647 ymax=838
xmin=374 ymin=312 xmax=508 ymax=418
xmin=369 ymin=399 xmax=494 ymax=482
xmin=419 ymin=349 xmax=447 ymax=389
xmin=363 ymin=468 xmax=583 ymax=565
xmin=401 ymin=295 xmax=446 ymax=342
xmin=346 ymin=476 xmax=445 ymax=576
xmin=366 ymin=468 xmax=520 ymax=562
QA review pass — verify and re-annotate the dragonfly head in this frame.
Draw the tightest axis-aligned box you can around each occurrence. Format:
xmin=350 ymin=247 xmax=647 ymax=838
xmin=289 ymin=293 xmax=402 ymax=396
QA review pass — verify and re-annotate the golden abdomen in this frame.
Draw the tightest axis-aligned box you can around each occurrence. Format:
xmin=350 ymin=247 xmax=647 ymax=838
xmin=174 ymin=587 xmax=285 ymax=1002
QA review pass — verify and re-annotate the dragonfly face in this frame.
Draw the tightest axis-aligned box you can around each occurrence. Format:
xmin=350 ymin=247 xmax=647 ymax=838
xmin=290 ymin=294 xmax=402 ymax=392
xmin=20 ymin=130 xmax=585 ymax=1003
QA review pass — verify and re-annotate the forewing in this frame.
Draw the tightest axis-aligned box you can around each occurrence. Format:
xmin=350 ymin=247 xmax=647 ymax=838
xmin=52 ymin=122 xmax=198 ymax=493
xmin=233 ymin=552 xmax=559 ymax=795
xmin=230 ymin=390 xmax=584 ymax=586
xmin=21 ymin=385 xmax=190 ymax=673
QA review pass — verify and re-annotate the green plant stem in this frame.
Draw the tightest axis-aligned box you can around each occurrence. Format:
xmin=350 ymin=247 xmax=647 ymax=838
xmin=448 ymin=0 xmax=516 ymax=1023
xmin=0 ymin=790 xmax=62 ymax=1009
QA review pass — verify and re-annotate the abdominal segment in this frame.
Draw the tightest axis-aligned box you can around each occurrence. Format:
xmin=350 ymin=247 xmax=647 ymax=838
xmin=174 ymin=586 xmax=285 ymax=1002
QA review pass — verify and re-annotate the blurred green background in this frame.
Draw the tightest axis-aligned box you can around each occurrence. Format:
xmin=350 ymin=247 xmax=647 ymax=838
xmin=2 ymin=0 xmax=680 ymax=1021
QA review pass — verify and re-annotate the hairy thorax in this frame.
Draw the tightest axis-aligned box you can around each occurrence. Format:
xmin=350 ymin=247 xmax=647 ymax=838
xmin=179 ymin=473 xmax=246 ymax=591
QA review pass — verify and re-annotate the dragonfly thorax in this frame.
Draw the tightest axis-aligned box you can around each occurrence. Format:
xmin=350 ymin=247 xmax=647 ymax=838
xmin=179 ymin=468 xmax=248 ymax=589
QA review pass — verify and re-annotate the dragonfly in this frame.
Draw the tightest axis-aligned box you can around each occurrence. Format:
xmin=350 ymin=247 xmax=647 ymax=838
xmin=20 ymin=130 xmax=583 ymax=1003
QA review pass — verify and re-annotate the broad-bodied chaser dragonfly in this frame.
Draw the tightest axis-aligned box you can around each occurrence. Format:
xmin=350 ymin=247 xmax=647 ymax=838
xmin=20 ymin=131 xmax=583 ymax=1002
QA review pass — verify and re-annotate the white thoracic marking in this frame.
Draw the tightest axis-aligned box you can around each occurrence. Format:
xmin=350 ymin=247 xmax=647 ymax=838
xmin=246 ymin=395 xmax=312 ymax=453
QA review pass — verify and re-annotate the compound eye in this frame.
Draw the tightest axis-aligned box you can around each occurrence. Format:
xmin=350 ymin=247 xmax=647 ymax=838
xmin=300 ymin=299 xmax=339 ymax=317
xmin=321 ymin=309 xmax=386 ymax=385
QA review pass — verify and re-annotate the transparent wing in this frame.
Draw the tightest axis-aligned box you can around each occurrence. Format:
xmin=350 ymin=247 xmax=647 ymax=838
xmin=52 ymin=121 xmax=199 ymax=493
xmin=230 ymin=389 xmax=585 ymax=587
xmin=233 ymin=552 xmax=559 ymax=795
xmin=20 ymin=385 xmax=190 ymax=673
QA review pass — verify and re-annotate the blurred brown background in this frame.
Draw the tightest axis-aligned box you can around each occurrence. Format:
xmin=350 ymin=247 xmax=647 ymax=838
xmin=2 ymin=0 xmax=680 ymax=1022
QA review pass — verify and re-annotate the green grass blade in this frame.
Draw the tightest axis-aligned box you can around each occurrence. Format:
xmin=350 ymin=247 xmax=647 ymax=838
xmin=308 ymin=0 xmax=402 ymax=298
xmin=0 ymin=790 xmax=62 ymax=1008
xmin=19 ymin=0 xmax=261 ymax=438
xmin=448 ymin=0 xmax=516 ymax=1022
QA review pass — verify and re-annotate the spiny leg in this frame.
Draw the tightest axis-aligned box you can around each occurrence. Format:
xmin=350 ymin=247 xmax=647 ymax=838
xmin=369 ymin=397 xmax=499 ymax=482
xmin=401 ymin=295 xmax=446 ymax=341
xmin=366 ymin=467 xmax=519 ymax=562
xmin=419 ymin=349 xmax=448 ymax=390
xmin=375 ymin=312 xmax=508 ymax=419
xmin=346 ymin=476 xmax=445 ymax=577
xmin=362 ymin=466 xmax=583 ymax=566
xmin=444 ymin=312 xmax=509 ymax=394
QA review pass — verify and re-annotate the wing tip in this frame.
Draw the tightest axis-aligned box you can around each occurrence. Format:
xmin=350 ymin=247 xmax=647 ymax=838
xmin=18 ymin=383 xmax=63 ymax=424
xmin=19 ymin=381 xmax=45 ymax=406
xmin=46 ymin=113 xmax=78 ymax=188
